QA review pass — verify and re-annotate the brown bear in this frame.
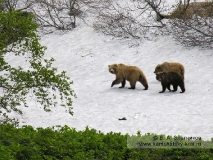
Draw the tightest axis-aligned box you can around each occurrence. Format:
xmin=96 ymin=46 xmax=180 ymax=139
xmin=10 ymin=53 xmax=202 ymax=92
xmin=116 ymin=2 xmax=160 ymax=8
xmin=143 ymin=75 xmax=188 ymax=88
xmin=156 ymin=72 xmax=185 ymax=93
xmin=154 ymin=62 xmax=185 ymax=79
xmin=108 ymin=63 xmax=148 ymax=90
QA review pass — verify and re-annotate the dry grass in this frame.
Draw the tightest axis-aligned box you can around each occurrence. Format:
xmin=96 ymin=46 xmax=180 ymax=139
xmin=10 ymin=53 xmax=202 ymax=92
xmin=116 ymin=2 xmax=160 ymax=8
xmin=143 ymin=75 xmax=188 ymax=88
xmin=165 ymin=1 xmax=213 ymax=19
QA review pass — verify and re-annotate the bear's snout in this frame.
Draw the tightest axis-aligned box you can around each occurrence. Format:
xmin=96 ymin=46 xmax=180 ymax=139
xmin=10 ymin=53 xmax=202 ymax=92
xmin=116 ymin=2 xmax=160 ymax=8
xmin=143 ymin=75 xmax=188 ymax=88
xmin=109 ymin=69 xmax=115 ymax=74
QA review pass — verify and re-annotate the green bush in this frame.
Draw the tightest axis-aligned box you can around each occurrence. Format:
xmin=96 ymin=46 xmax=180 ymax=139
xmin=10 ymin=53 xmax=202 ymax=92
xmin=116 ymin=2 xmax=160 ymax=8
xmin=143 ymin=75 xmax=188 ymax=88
xmin=0 ymin=8 xmax=76 ymax=122
xmin=0 ymin=124 xmax=213 ymax=160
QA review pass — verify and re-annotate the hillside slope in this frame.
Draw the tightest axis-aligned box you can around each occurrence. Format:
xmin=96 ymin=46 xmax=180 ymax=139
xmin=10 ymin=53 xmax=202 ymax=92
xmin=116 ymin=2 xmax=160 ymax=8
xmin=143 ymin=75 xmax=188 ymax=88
xmin=6 ymin=23 xmax=212 ymax=140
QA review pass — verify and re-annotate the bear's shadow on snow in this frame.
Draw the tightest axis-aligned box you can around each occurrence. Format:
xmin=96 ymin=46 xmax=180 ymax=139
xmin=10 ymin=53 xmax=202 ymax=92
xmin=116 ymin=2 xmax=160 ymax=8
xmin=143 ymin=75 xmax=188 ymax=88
xmin=102 ymin=81 xmax=186 ymax=95
xmin=106 ymin=89 xmax=177 ymax=97
xmin=102 ymin=87 xmax=147 ymax=94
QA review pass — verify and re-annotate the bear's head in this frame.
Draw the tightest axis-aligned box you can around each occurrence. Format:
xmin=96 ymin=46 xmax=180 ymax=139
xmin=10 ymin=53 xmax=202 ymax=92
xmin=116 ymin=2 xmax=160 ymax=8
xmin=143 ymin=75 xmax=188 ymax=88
xmin=156 ymin=72 xmax=166 ymax=82
xmin=108 ymin=64 xmax=118 ymax=74
xmin=154 ymin=64 xmax=162 ymax=74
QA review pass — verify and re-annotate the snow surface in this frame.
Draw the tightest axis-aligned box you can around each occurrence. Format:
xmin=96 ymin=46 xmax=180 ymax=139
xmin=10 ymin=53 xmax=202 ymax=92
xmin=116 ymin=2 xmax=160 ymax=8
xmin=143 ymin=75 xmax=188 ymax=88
xmin=5 ymin=0 xmax=213 ymax=140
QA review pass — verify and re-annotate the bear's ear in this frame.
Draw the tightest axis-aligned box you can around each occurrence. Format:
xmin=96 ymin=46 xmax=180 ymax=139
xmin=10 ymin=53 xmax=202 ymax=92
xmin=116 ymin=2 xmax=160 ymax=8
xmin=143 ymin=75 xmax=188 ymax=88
xmin=108 ymin=65 xmax=111 ymax=68
xmin=113 ymin=64 xmax=118 ymax=67
xmin=157 ymin=65 xmax=161 ymax=69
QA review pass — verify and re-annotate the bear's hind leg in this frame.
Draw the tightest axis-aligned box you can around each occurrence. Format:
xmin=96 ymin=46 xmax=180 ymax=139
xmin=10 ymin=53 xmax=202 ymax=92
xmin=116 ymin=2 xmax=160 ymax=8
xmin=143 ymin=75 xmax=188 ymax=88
xmin=139 ymin=76 xmax=148 ymax=90
xmin=129 ymin=86 xmax=135 ymax=89
xmin=129 ymin=80 xmax=136 ymax=89
xmin=119 ymin=79 xmax=126 ymax=88
xmin=179 ymin=84 xmax=185 ymax=93
xmin=172 ymin=85 xmax=178 ymax=92
xmin=143 ymin=85 xmax=148 ymax=90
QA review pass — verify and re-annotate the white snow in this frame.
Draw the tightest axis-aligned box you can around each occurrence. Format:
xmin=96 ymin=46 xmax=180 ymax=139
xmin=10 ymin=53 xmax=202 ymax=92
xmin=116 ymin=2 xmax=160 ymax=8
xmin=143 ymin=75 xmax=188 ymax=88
xmin=4 ymin=0 xmax=213 ymax=141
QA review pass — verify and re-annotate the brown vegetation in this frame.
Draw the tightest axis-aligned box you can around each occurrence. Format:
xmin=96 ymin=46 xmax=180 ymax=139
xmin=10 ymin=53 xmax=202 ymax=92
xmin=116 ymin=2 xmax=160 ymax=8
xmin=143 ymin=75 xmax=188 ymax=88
xmin=161 ymin=1 xmax=213 ymax=19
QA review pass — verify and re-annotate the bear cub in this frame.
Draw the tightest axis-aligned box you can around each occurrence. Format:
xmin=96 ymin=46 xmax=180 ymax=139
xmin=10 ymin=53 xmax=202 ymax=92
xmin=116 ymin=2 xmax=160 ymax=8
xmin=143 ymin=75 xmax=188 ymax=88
xmin=108 ymin=63 xmax=148 ymax=90
xmin=154 ymin=62 xmax=185 ymax=79
xmin=156 ymin=72 xmax=185 ymax=93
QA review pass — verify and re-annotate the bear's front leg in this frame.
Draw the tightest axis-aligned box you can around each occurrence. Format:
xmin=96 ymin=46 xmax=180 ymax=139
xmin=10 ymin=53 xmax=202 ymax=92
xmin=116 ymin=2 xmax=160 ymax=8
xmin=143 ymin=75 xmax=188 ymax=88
xmin=159 ymin=83 xmax=166 ymax=93
xmin=111 ymin=78 xmax=122 ymax=87
xmin=167 ymin=84 xmax=172 ymax=92
xmin=119 ymin=79 xmax=126 ymax=88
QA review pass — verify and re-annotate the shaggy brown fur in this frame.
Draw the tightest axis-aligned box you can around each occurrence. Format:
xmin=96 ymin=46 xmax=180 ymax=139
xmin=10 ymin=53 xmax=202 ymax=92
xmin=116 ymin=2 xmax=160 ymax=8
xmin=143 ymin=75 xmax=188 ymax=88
xmin=156 ymin=72 xmax=185 ymax=93
xmin=108 ymin=63 xmax=148 ymax=90
xmin=154 ymin=62 xmax=185 ymax=79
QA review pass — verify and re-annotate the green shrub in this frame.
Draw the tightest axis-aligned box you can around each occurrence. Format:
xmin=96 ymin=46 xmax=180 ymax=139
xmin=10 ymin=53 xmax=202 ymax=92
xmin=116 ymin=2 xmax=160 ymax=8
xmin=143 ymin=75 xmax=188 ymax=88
xmin=0 ymin=124 xmax=213 ymax=159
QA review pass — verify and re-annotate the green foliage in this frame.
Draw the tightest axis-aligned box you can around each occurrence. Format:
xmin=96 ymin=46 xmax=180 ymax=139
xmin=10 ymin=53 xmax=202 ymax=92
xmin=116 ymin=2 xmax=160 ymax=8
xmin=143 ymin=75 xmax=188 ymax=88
xmin=0 ymin=9 xmax=76 ymax=120
xmin=0 ymin=124 xmax=213 ymax=160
